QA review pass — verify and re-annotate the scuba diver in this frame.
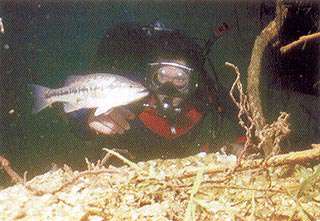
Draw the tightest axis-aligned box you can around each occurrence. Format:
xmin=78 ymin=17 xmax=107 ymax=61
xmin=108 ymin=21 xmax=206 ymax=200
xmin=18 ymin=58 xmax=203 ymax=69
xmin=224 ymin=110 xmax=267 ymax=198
xmin=72 ymin=21 xmax=240 ymax=159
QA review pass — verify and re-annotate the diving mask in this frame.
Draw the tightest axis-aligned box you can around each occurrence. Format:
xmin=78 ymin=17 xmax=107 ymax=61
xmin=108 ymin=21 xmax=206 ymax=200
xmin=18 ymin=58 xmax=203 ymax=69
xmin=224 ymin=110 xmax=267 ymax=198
xmin=145 ymin=61 xmax=196 ymax=124
xmin=147 ymin=62 xmax=193 ymax=95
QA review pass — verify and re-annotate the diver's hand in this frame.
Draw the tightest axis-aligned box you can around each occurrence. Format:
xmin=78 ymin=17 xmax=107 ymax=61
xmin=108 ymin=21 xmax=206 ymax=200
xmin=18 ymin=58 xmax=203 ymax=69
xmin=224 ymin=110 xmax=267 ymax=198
xmin=88 ymin=107 xmax=135 ymax=135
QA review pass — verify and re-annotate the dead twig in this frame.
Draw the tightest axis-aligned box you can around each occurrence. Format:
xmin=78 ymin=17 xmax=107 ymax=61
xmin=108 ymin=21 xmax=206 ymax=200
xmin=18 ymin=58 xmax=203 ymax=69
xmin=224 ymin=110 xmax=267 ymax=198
xmin=280 ymin=32 xmax=320 ymax=54
xmin=226 ymin=62 xmax=257 ymax=160
xmin=103 ymin=148 xmax=143 ymax=174
xmin=226 ymin=62 xmax=290 ymax=158
xmin=86 ymin=148 xmax=135 ymax=170
xmin=25 ymin=168 xmax=122 ymax=196
xmin=200 ymin=183 xmax=285 ymax=194
xmin=97 ymin=148 xmax=135 ymax=169
xmin=0 ymin=18 xmax=4 ymax=33
xmin=257 ymin=112 xmax=290 ymax=156
xmin=25 ymin=148 xmax=138 ymax=196
xmin=0 ymin=155 xmax=23 ymax=183
xmin=177 ymin=145 xmax=320 ymax=180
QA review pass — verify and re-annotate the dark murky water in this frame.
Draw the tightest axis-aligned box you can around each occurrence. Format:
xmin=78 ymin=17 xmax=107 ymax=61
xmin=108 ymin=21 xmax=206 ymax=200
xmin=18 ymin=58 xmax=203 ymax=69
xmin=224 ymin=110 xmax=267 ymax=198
xmin=0 ymin=1 xmax=319 ymax=186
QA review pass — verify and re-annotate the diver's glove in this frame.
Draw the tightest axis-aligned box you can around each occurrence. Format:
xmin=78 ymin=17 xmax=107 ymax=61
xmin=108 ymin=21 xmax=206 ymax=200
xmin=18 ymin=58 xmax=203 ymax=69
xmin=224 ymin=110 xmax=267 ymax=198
xmin=88 ymin=107 xmax=135 ymax=135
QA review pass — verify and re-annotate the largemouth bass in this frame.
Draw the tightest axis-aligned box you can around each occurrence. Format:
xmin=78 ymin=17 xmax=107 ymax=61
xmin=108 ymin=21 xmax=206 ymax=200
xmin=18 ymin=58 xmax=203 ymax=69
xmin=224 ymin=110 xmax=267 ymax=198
xmin=32 ymin=73 xmax=149 ymax=116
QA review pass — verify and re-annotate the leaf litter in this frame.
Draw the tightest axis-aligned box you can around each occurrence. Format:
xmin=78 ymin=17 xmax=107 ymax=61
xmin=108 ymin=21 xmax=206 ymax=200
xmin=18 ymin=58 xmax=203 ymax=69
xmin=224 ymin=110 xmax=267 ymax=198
xmin=0 ymin=146 xmax=320 ymax=221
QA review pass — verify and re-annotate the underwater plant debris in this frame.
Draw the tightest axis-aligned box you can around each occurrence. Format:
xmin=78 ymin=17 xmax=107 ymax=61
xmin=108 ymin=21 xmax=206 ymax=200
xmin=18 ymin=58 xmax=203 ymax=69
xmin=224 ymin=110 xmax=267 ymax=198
xmin=0 ymin=146 xmax=320 ymax=221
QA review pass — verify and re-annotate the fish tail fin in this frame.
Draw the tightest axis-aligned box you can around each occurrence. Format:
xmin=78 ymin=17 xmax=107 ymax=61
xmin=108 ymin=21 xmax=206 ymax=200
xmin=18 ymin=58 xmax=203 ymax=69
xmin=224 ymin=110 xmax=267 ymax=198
xmin=31 ymin=84 xmax=51 ymax=113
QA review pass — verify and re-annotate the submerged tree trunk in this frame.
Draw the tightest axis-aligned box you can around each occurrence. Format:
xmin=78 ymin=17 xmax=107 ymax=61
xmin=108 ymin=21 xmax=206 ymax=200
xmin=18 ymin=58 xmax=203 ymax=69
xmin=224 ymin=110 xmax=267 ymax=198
xmin=246 ymin=0 xmax=290 ymax=156
xmin=247 ymin=0 xmax=288 ymax=130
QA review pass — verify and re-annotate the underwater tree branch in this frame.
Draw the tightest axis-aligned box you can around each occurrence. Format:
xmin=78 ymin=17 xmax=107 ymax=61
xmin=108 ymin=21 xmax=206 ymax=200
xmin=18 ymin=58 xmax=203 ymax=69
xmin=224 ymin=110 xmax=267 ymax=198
xmin=177 ymin=144 xmax=320 ymax=180
xmin=247 ymin=0 xmax=288 ymax=132
xmin=280 ymin=32 xmax=320 ymax=54
xmin=0 ymin=155 xmax=23 ymax=183
xmin=226 ymin=0 xmax=290 ymax=157
xmin=0 ymin=17 xmax=4 ymax=34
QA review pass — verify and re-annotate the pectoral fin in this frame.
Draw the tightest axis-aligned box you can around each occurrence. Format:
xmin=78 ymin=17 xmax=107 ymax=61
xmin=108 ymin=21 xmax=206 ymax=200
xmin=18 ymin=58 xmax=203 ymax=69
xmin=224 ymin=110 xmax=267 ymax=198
xmin=64 ymin=103 xmax=80 ymax=113
xmin=94 ymin=105 xmax=114 ymax=116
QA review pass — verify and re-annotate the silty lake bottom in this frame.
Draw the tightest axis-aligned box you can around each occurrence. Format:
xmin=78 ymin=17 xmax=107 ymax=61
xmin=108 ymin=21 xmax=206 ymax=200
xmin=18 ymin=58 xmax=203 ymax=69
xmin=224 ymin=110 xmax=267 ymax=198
xmin=0 ymin=1 xmax=319 ymax=186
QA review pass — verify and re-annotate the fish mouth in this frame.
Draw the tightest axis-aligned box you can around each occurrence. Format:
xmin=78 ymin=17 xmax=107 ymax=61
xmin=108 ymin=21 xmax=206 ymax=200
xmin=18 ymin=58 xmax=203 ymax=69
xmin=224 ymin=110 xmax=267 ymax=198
xmin=136 ymin=89 xmax=149 ymax=100
xmin=139 ymin=88 xmax=149 ymax=94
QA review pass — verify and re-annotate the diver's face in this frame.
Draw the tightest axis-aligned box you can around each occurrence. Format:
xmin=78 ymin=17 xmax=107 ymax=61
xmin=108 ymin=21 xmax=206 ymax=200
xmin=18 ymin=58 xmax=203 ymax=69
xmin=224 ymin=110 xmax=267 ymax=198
xmin=157 ymin=66 xmax=189 ymax=89
xmin=155 ymin=65 xmax=189 ymax=107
